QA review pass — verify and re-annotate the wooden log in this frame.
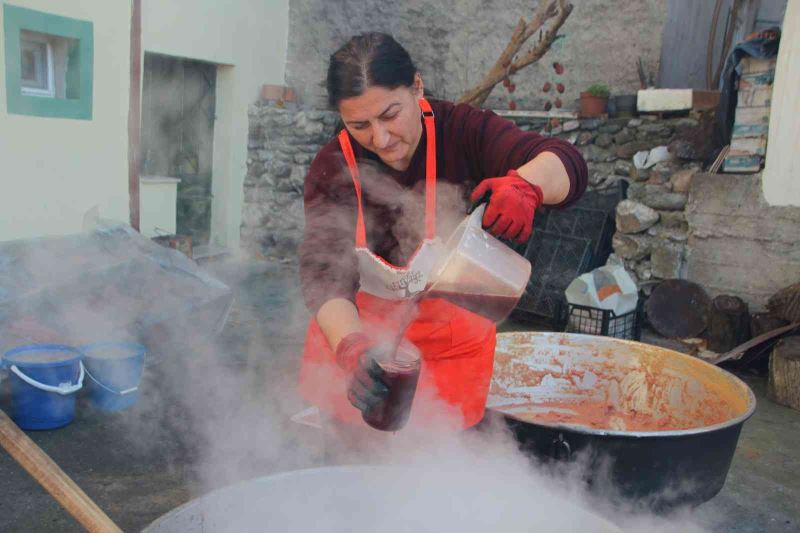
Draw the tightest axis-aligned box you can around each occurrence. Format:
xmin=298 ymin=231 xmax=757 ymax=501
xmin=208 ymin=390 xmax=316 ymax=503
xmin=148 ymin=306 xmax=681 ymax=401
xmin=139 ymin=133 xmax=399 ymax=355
xmin=735 ymin=312 xmax=792 ymax=366
xmin=704 ymin=294 xmax=751 ymax=352
xmin=708 ymin=322 xmax=800 ymax=365
xmin=767 ymin=282 xmax=800 ymax=323
xmin=768 ymin=336 xmax=800 ymax=411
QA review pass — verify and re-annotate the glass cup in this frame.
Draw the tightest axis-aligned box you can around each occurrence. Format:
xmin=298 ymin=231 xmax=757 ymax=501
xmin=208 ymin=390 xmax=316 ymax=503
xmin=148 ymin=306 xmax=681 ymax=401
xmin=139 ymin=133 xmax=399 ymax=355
xmin=362 ymin=344 xmax=421 ymax=432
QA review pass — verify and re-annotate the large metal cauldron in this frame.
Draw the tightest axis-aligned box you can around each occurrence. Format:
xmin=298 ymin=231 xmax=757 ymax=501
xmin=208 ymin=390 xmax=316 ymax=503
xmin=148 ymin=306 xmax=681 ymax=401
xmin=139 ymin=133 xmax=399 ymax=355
xmin=145 ymin=466 xmax=622 ymax=533
xmin=486 ymin=332 xmax=756 ymax=509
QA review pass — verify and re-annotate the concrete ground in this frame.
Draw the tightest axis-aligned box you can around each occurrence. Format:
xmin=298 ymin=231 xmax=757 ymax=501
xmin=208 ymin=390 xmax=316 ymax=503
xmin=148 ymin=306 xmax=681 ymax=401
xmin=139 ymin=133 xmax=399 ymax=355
xmin=0 ymin=262 xmax=798 ymax=532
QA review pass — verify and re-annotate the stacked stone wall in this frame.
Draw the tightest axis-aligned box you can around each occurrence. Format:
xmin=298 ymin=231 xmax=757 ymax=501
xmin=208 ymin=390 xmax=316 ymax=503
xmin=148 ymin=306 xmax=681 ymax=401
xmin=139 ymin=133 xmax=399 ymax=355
xmin=243 ymin=101 xmax=711 ymax=293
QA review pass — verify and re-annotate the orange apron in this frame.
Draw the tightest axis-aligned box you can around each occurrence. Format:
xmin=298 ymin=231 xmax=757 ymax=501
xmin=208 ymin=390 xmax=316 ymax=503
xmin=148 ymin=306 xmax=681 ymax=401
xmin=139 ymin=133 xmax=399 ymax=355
xmin=298 ymin=98 xmax=496 ymax=429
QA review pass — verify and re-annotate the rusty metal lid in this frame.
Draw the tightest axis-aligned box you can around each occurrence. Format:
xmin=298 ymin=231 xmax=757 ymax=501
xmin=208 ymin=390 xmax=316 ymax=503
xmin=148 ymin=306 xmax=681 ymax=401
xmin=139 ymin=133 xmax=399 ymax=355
xmin=646 ymin=279 xmax=711 ymax=338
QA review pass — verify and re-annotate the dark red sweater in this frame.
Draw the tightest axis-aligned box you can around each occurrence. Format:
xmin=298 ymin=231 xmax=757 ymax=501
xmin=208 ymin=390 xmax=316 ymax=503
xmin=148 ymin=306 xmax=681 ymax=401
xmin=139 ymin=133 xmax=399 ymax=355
xmin=299 ymin=100 xmax=588 ymax=313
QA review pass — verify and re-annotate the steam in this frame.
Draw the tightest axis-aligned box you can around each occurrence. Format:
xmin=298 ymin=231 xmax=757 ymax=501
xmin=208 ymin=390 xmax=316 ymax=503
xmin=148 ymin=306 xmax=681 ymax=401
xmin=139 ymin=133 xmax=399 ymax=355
xmin=151 ymin=148 xmax=713 ymax=531
xmin=1 ymin=137 xmax=712 ymax=533
xmin=353 ymin=160 xmax=470 ymax=261
xmin=130 ymin=224 xmax=711 ymax=533
xmin=147 ymin=340 xmax=715 ymax=533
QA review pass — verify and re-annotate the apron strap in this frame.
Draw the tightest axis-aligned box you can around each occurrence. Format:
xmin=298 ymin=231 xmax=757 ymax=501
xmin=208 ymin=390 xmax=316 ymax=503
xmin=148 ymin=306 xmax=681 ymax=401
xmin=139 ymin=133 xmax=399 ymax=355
xmin=337 ymin=97 xmax=438 ymax=247
xmin=418 ymin=98 xmax=437 ymax=240
xmin=338 ymin=129 xmax=368 ymax=248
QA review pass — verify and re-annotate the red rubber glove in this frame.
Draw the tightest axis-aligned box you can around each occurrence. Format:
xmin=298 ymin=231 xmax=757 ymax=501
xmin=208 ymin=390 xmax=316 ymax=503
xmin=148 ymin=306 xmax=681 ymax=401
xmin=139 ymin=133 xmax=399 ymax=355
xmin=469 ymin=169 xmax=544 ymax=244
xmin=335 ymin=332 xmax=389 ymax=414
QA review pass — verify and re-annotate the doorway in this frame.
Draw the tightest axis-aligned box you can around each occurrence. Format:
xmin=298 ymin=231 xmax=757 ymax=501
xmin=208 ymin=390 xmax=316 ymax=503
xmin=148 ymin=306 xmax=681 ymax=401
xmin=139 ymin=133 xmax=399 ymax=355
xmin=140 ymin=53 xmax=216 ymax=245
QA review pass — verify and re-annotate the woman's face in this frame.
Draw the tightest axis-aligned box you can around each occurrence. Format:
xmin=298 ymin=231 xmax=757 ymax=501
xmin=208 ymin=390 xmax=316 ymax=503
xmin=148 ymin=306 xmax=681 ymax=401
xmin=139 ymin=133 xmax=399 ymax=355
xmin=338 ymin=76 xmax=424 ymax=172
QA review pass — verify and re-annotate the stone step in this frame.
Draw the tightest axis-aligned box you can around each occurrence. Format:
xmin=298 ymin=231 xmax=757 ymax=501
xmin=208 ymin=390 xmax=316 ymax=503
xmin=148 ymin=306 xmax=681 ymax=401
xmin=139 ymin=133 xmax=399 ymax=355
xmin=193 ymin=243 xmax=230 ymax=262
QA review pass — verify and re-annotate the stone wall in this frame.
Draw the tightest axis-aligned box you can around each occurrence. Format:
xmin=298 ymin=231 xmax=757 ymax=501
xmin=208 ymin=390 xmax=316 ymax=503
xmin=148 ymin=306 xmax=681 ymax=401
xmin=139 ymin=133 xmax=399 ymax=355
xmin=506 ymin=112 xmax=710 ymax=293
xmin=286 ymin=0 xmax=666 ymax=111
xmin=243 ymin=103 xmax=796 ymax=312
xmin=686 ymin=173 xmax=800 ymax=310
xmin=241 ymin=103 xmax=711 ymax=284
xmin=241 ymin=103 xmax=339 ymax=260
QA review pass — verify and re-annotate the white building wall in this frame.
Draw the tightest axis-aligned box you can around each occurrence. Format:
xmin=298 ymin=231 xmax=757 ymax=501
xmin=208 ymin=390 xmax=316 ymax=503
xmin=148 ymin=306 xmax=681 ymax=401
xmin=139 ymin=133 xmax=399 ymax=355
xmin=763 ymin=1 xmax=800 ymax=206
xmin=141 ymin=0 xmax=290 ymax=251
xmin=0 ymin=0 xmax=130 ymax=242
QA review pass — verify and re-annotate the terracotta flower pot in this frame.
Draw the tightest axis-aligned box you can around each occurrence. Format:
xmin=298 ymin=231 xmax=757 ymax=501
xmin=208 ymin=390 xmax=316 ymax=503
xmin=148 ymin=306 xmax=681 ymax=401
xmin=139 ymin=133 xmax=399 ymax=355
xmin=579 ymin=92 xmax=608 ymax=118
xmin=260 ymin=84 xmax=297 ymax=104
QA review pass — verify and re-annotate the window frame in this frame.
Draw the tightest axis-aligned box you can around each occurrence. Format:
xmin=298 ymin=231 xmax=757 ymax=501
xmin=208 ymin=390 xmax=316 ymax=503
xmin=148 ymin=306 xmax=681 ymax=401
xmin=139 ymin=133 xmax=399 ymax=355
xmin=19 ymin=30 xmax=55 ymax=98
xmin=3 ymin=4 xmax=93 ymax=119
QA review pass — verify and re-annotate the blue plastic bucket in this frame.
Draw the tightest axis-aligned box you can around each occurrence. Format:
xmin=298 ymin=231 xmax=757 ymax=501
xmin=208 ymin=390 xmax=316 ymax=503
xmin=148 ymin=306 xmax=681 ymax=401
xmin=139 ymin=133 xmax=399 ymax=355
xmin=80 ymin=342 xmax=145 ymax=412
xmin=2 ymin=344 xmax=84 ymax=430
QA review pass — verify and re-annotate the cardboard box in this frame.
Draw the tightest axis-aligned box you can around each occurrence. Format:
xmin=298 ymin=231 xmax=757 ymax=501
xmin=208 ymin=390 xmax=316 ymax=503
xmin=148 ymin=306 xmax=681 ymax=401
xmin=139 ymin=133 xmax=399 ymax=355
xmin=741 ymin=57 xmax=777 ymax=75
xmin=739 ymin=71 xmax=775 ymax=88
xmin=723 ymin=153 xmax=763 ymax=173
xmin=735 ymin=106 xmax=771 ymax=126
xmin=692 ymin=90 xmax=721 ymax=111
xmin=737 ymin=82 xmax=773 ymax=107
xmin=730 ymin=135 xmax=768 ymax=156
xmin=733 ymin=123 xmax=769 ymax=136
xmin=260 ymin=84 xmax=297 ymax=103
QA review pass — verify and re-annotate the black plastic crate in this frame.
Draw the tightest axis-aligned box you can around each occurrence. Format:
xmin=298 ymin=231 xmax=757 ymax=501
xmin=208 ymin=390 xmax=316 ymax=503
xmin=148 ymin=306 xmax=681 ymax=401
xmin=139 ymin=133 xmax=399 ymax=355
xmin=576 ymin=180 xmax=628 ymax=213
xmin=555 ymin=299 xmax=644 ymax=341
xmin=515 ymin=230 xmax=593 ymax=319
xmin=534 ymin=180 xmax=625 ymax=227
xmin=533 ymin=207 xmax=615 ymax=269
xmin=511 ymin=180 xmax=627 ymax=321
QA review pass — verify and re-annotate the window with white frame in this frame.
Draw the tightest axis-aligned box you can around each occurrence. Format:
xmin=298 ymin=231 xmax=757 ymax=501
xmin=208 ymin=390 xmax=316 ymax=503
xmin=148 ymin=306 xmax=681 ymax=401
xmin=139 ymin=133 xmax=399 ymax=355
xmin=20 ymin=31 xmax=53 ymax=97
xmin=19 ymin=30 xmax=77 ymax=99
xmin=3 ymin=4 xmax=94 ymax=119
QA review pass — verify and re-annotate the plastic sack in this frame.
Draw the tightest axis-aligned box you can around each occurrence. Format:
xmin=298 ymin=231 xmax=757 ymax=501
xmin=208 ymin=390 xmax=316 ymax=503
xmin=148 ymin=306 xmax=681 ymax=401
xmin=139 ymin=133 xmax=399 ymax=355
xmin=0 ymin=222 xmax=233 ymax=359
xmin=564 ymin=265 xmax=638 ymax=335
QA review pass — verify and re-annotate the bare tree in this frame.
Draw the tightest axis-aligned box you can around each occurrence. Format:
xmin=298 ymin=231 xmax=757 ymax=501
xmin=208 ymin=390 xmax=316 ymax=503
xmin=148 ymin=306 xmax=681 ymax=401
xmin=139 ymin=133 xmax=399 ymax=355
xmin=458 ymin=0 xmax=573 ymax=108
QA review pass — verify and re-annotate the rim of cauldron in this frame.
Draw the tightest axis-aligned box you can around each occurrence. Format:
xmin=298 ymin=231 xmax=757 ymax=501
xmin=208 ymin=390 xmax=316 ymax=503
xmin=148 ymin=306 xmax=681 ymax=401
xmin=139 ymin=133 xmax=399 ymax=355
xmin=144 ymin=465 xmax=624 ymax=533
xmin=489 ymin=332 xmax=758 ymax=439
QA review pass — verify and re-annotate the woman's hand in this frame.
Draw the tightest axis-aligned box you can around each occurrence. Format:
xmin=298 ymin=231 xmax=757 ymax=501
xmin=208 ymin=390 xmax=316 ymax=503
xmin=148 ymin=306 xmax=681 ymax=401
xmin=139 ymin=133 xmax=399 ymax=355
xmin=335 ymin=332 xmax=390 ymax=413
xmin=469 ymin=169 xmax=544 ymax=244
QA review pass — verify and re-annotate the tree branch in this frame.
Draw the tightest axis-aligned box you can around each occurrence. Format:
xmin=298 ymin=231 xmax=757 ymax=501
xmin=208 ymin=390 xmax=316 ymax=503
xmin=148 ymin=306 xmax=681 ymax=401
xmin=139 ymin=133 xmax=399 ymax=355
xmin=511 ymin=2 xmax=572 ymax=71
xmin=457 ymin=0 xmax=572 ymax=108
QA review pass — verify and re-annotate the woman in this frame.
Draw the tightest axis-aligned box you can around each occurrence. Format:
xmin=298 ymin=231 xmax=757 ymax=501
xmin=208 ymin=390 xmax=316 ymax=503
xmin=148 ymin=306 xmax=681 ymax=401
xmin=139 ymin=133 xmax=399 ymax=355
xmin=298 ymin=33 xmax=587 ymax=442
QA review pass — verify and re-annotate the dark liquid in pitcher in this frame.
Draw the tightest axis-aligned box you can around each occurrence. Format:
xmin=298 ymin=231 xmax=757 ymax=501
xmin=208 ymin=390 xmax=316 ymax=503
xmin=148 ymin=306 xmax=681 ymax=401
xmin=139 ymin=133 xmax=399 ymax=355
xmin=362 ymin=360 xmax=421 ymax=432
xmin=426 ymin=290 xmax=520 ymax=322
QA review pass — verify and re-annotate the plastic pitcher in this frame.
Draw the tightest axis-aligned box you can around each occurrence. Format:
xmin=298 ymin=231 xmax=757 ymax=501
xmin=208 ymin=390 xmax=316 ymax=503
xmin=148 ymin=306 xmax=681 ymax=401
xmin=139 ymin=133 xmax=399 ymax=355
xmin=427 ymin=205 xmax=532 ymax=322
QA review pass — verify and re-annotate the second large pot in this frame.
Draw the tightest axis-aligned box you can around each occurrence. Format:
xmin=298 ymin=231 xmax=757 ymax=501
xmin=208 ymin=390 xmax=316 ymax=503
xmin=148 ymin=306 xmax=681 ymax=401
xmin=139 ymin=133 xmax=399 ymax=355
xmin=145 ymin=466 xmax=622 ymax=533
xmin=486 ymin=332 xmax=756 ymax=510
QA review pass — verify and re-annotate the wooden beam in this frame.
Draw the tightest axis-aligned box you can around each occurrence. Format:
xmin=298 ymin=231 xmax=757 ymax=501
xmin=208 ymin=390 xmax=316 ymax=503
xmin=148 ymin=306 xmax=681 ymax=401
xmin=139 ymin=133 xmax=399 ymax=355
xmin=128 ymin=0 xmax=142 ymax=231
xmin=493 ymin=109 xmax=578 ymax=120
xmin=0 ymin=409 xmax=123 ymax=532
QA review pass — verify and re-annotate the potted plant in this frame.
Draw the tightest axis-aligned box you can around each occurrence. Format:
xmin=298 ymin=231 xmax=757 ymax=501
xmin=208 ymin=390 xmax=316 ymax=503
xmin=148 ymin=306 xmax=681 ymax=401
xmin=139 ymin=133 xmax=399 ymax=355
xmin=579 ymin=83 xmax=609 ymax=118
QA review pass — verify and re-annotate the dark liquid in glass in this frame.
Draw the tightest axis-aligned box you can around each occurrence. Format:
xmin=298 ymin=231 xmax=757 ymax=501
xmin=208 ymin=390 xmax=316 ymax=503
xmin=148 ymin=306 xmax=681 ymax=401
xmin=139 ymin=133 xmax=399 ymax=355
xmin=362 ymin=359 xmax=421 ymax=432
xmin=426 ymin=290 xmax=520 ymax=322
